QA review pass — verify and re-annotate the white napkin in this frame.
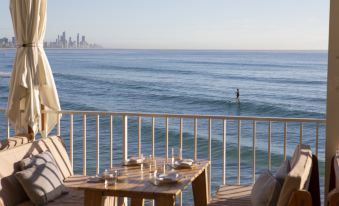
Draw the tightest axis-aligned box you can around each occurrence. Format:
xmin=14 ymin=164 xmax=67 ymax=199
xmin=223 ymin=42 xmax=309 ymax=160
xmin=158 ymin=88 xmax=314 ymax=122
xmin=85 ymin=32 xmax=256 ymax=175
xmin=156 ymin=171 xmax=180 ymax=183
xmin=175 ymin=159 xmax=194 ymax=168
xmin=124 ymin=156 xmax=144 ymax=165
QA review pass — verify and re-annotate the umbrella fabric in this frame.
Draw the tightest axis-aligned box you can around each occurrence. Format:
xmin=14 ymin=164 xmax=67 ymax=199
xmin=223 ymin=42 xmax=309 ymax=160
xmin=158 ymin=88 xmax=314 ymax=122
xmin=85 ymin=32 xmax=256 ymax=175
xmin=7 ymin=0 xmax=61 ymax=137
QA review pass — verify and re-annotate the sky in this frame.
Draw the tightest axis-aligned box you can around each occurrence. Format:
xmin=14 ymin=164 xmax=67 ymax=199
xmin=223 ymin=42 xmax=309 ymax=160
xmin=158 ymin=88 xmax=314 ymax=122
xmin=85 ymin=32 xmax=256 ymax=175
xmin=0 ymin=0 xmax=330 ymax=50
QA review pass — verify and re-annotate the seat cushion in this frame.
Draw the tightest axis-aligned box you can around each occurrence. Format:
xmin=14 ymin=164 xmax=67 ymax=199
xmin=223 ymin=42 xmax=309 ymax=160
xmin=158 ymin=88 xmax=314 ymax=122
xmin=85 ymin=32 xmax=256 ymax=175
xmin=251 ymin=170 xmax=281 ymax=206
xmin=277 ymin=144 xmax=312 ymax=206
xmin=17 ymin=188 xmax=117 ymax=206
xmin=275 ymin=159 xmax=291 ymax=185
xmin=15 ymin=162 xmax=68 ymax=205
xmin=0 ymin=136 xmax=73 ymax=206
xmin=18 ymin=150 xmax=60 ymax=171
xmin=17 ymin=189 xmax=84 ymax=206
xmin=209 ymin=185 xmax=252 ymax=206
xmin=0 ymin=135 xmax=31 ymax=151
xmin=37 ymin=136 xmax=73 ymax=179
xmin=334 ymin=155 xmax=339 ymax=190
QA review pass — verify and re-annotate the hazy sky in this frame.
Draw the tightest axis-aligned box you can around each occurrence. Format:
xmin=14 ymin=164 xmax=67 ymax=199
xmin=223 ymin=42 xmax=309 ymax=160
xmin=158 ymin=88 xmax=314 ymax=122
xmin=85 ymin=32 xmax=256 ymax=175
xmin=0 ymin=0 xmax=330 ymax=50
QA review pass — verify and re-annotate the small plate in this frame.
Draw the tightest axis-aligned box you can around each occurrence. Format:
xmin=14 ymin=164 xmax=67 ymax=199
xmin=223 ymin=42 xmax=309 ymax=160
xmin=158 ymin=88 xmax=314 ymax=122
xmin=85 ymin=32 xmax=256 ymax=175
xmin=173 ymin=159 xmax=194 ymax=169
xmin=122 ymin=157 xmax=145 ymax=166
xmin=87 ymin=176 xmax=104 ymax=183
xmin=150 ymin=172 xmax=182 ymax=185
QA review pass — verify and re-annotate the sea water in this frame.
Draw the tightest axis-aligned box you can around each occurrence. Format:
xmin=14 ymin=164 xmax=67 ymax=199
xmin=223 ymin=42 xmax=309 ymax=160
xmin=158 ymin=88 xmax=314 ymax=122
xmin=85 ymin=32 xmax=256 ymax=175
xmin=0 ymin=49 xmax=327 ymax=204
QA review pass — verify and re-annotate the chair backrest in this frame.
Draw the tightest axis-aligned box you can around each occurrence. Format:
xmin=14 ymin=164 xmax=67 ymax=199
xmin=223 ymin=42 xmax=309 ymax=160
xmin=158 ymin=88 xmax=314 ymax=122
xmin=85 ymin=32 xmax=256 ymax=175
xmin=0 ymin=136 xmax=73 ymax=206
xmin=330 ymin=155 xmax=339 ymax=192
xmin=0 ymin=136 xmax=31 ymax=151
xmin=277 ymin=145 xmax=317 ymax=206
xmin=308 ymin=155 xmax=321 ymax=206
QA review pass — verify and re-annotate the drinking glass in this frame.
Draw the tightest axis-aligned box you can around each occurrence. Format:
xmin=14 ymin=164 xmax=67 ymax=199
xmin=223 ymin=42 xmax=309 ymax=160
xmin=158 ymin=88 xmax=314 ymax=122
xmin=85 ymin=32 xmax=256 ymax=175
xmin=171 ymin=147 xmax=182 ymax=165
xmin=104 ymin=169 xmax=118 ymax=186
xmin=149 ymin=158 xmax=157 ymax=176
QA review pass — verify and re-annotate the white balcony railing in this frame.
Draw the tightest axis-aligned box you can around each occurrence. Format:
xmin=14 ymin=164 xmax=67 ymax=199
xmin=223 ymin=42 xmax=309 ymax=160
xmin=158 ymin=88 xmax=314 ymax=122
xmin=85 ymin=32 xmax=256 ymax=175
xmin=0 ymin=108 xmax=326 ymax=204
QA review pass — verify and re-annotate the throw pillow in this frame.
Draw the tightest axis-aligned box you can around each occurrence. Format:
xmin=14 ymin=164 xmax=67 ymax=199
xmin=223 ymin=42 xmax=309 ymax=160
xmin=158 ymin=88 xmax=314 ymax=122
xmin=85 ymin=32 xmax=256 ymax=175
xmin=15 ymin=162 xmax=68 ymax=205
xmin=251 ymin=170 xmax=282 ymax=206
xmin=275 ymin=159 xmax=291 ymax=185
xmin=19 ymin=151 xmax=56 ymax=170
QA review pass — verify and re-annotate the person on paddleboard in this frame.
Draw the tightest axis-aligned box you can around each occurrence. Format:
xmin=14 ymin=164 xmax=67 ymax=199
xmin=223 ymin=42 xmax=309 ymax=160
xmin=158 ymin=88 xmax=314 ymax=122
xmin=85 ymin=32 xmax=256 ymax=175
xmin=236 ymin=88 xmax=240 ymax=103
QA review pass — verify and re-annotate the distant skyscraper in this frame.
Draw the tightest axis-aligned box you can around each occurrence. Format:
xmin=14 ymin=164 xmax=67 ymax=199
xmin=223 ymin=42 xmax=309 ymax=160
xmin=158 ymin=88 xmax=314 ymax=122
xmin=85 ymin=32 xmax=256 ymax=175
xmin=81 ymin=35 xmax=86 ymax=48
xmin=21 ymin=31 xmax=100 ymax=49
xmin=12 ymin=37 xmax=16 ymax=46
xmin=77 ymin=33 xmax=80 ymax=48
xmin=62 ymin=31 xmax=66 ymax=48
xmin=69 ymin=37 xmax=72 ymax=48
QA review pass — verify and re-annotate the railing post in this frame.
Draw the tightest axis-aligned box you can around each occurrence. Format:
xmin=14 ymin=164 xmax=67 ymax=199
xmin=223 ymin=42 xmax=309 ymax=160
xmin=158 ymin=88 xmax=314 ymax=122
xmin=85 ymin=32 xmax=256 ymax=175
xmin=180 ymin=118 xmax=183 ymax=151
xmin=194 ymin=118 xmax=198 ymax=161
xmin=300 ymin=122 xmax=303 ymax=144
xmin=138 ymin=116 xmax=141 ymax=158
xmin=110 ymin=115 xmax=113 ymax=168
xmin=268 ymin=121 xmax=271 ymax=170
xmin=284 ymin=122 xmax=287 ymax=160
xmin=316 ymin=122 xmax=319 ymax=157
xmin=222 ymin=119 xmax=227 ymax=185
xmin=152 ymin=116 xmax=155 ymax=158
xmin=166 ymin=117 xmax=169 ymax=161
xmin=122 ymin=115 xmax=128 ymax=161
xmin=237 ymin=120 xmax=241 ymax=185
xmin=69 ymin=114 xmax=73 ymax=168
xmin=96 ymin=115 xmax=100 ymax=174
xmin=208 ymin=118 xmax=212 ymax=200
xmin=83 ymin=114 xmax=87 ymax=176
xmin=252 ymin=120 xmax=256 ymax=183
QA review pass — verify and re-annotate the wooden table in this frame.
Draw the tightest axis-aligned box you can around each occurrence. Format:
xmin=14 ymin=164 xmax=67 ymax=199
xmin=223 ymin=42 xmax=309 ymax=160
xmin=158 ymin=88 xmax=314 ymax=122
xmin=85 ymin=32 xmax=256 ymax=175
xmin=64 ymin=160 xmax=210 ymax=206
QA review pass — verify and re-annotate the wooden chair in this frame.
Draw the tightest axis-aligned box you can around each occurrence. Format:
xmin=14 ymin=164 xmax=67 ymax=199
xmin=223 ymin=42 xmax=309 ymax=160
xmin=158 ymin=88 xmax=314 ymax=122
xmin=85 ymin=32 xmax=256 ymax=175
xmin=328 ymin=155 xmax=339 ymax=206
xmin=208 ymin=154 xmax=320 ymax=206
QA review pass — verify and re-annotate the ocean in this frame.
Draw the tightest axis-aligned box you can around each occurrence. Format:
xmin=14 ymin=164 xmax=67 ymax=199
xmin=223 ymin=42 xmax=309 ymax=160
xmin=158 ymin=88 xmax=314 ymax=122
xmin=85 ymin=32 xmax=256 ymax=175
xmin=0 ymin=49 xmax=327 ymax=204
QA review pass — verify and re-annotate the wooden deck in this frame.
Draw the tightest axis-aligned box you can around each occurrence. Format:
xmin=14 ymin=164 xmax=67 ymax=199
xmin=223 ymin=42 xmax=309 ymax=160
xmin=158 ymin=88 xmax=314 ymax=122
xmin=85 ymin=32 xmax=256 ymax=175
xmin=208 ymin=185 xmax=252 ymax=206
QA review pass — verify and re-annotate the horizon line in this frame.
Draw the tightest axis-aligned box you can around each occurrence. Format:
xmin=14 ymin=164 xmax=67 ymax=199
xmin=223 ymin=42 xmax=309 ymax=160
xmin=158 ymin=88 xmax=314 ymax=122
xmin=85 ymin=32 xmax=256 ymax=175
xmin=0 ymin=48 xmax=328 ymax=52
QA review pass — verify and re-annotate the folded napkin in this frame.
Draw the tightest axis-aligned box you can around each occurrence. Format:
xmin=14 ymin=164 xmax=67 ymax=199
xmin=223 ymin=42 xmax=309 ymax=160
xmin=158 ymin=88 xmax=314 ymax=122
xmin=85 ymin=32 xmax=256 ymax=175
xmin=151 ymin=171 xmax=181 ymax=185
xmin=123 ymin=156 xmax=144 ymax=165
xmin=157 ymin=172 xmax=179 ymax=182
xmin=87 ymin=176 xmax=104 ymax=183
xmin=175 ymin=159 xmax=194 ymax=168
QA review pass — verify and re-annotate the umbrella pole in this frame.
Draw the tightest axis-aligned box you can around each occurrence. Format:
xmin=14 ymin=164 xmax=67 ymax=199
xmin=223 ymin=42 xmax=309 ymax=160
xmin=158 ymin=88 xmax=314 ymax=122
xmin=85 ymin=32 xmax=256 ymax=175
xmin=41 ymin=104 xmax=46 ymax=138
xmin=28 ymin=125 xmax=34 ymax=141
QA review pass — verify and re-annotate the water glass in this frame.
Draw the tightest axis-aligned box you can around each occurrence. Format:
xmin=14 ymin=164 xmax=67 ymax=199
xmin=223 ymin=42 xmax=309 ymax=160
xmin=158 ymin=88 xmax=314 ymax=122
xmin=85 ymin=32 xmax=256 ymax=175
xmin=149 ymin=158 xmax=157 ymax=175
xmin=104 ymin=169 xmax=118 ymax=186
xmin=162 ymin=162 xmax=167 ymax=174
xmin=171 ymin=147 xmax=182 ymax=164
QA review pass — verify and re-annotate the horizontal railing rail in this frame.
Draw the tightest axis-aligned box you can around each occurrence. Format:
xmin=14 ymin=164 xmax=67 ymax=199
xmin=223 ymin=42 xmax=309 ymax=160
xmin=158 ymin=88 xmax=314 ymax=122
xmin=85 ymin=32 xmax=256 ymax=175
xmin=0 ymin=108 xmax=326 ymax=205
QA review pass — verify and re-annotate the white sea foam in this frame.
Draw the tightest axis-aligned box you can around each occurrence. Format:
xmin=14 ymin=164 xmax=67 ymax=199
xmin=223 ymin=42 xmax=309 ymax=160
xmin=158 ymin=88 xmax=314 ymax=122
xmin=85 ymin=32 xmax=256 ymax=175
xmin=0 ymin=72 xmax=11 ymax=77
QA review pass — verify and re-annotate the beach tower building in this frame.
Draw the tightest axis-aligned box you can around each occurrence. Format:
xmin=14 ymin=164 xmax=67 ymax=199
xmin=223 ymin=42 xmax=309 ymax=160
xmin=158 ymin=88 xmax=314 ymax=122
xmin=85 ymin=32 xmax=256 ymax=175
xmin=77 ymin=33 xmax=80 ymax=48
xmin=62 ymin=31 xmax=66 ymax=48
xmin=68 ymin=37 xmax=72 ymax=48
xmin=11 ymin=37 xmax=15 ymax=46
xmin=81 ymin=35 xmax=86 ymax=48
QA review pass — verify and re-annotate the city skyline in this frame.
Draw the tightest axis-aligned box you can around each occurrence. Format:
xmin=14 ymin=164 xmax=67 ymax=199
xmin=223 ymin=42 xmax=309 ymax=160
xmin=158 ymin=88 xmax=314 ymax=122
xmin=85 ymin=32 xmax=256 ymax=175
xmin=0 ymin=31 xmax=101 ymax=49
xmin=0 ymin=1 xmax=330 ymax=50
xmin=44 ymin=31 xmax=101 ymax=48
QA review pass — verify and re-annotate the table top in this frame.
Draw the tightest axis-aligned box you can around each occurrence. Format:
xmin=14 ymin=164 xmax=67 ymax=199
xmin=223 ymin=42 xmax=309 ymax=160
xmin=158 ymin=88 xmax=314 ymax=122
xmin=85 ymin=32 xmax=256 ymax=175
xmin=64 ymin=159 xmax=210 ymax=199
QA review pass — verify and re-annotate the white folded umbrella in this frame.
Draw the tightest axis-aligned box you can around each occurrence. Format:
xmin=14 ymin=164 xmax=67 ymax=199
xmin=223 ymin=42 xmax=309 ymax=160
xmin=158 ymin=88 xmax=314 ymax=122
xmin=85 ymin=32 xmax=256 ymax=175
xmin=7 ymin=0 xmax=61 ymax=138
